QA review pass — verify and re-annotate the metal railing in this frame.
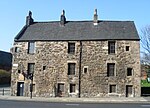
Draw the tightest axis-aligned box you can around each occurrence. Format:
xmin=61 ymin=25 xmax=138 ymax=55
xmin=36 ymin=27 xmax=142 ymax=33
xmin=0 ymin=88 xmax=10 ymax=96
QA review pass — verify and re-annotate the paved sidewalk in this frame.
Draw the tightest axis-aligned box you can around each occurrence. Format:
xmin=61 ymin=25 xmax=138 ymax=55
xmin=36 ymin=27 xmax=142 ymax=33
xmin=0 ymin=95 xmax=150 ymax=103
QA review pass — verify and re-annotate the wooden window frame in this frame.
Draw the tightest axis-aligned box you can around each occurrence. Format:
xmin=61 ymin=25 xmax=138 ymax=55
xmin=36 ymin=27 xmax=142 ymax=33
xmin=108 ymin=41 xmax=115 ymax=54
xmin=70 ymin=84 xmax=76 ymax=93
xmin=68 ymin=63 xmax=75 ymax=75
xmin=107 ymin=63 xmax=115 ymax=77
xmin=68 ymin=43 xmax=75 ymax=54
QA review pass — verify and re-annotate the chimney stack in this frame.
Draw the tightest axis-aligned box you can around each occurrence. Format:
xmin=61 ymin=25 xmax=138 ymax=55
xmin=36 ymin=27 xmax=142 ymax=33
xmin=26 ymin=11 xmax=34 ymax=26
xmin=93 ymin=9 xmax=98 ymax=25
xmin=60 ymin=10 xmax=66 ymax=26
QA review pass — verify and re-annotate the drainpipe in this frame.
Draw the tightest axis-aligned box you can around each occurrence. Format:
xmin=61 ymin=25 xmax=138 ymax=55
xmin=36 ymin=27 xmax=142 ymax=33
xmin=78 ymin=41 xmax=82 ymax=98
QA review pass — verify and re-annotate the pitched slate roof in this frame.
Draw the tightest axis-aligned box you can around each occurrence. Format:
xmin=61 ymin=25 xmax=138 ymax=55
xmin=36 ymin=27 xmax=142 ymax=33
xmin=15 ymin=20 xmax=140 ymax=41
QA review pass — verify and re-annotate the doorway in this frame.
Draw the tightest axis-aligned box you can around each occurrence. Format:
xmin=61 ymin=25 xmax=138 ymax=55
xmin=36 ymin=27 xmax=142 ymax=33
xmin=17 ymin=82 xmax=24 ymax=96
xmin=126 ymin=85 xmax=133 ymax=97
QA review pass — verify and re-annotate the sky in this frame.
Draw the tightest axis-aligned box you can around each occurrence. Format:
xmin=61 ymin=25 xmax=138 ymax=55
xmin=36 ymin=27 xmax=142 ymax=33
xmin=0 ymin=0 xmax=150 ymax=52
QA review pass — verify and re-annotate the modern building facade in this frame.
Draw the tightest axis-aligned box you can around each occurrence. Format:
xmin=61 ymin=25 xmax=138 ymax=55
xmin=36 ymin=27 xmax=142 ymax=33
xmin=11 ymin=10 xmax=141 ymax=97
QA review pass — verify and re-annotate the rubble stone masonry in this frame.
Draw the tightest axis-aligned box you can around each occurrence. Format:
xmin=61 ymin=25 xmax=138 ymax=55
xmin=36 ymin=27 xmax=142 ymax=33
xmin=11 ymin=40 xmax=140 ymax=97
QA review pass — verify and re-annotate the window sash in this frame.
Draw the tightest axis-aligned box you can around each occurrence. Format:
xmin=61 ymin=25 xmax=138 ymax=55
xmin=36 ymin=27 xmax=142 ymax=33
xmin=68 ymin=43 xmax=75 ymax=54
xmin=70 ymin=84 xmax=75 ymax=93
xmin=107 ymin=63 xmax=115 ymax=76
xmin=58 ymin=83 xmax=64 ymax=92
xmin=68 ymin=63 xmax=75 ymax=75
xmin=108 ymin=41 xmax=115 ymax=54
xmin=28 ymin=63 xmax=35 ymax=74
xmin=28 ymin=42 xmax=35 ymax=54
xmin=110 ymin=85 xmax=116 ymax=93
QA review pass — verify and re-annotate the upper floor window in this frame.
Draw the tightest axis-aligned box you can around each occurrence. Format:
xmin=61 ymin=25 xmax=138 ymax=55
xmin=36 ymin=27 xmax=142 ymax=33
xmin=28 ymin=63 xmax=35 ymax=74
xmin=126 ymin=46 xmax=130 ymax=51
xmin=83 ymin=66 xmax=88 ymax=74
xmin=14 ymin=47 xmax=19 ymax=53
xmin=28 ymin=42 xmax=35 ymax=54
xmin=68 ymin=63 xmax=75 ymax=75
xmin=127 ymin=68 xmax=133 ymax=76
xmin=107 ymin=63 xmax=115 ymax=77
xmin=68 ymin=43 xmax=75 ymax=54
xmin=108 ymin=41 xmax=115 ymax=54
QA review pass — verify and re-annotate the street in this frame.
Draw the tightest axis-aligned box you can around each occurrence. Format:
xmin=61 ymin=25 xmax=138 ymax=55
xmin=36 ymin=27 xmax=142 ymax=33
xmin=0 ymin=100 xmax=150 ymax=108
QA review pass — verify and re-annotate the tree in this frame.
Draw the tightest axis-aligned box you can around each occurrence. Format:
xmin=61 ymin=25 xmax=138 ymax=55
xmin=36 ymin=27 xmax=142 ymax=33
xmin=140 ymin=25 xmax=150 ymax=65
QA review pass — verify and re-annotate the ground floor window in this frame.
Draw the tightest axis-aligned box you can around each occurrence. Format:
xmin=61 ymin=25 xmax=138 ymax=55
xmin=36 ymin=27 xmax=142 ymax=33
xmin=70 ymin=84 xmax=76 ymax=93
xmin=109 ymin=85 xmax=116 ymax=93
xmin=126 ymin=85 xmax=133 ymax=97
xmin=57 ymin=83 xmax=64 ymax=93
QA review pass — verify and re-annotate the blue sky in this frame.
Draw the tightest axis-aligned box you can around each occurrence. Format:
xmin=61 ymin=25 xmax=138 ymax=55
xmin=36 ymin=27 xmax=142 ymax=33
xmin=0 ymin=0 xmax=150 ymax=52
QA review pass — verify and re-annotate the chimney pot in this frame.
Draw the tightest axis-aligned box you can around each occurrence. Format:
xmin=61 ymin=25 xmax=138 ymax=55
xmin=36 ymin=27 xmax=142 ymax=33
xmin=93 ymin=9 xmax=98 ymax=25
xmin=60 ymin=10 xmax=66 ymax=26
xmin=26 ymin=11 xmax=34 ymax=26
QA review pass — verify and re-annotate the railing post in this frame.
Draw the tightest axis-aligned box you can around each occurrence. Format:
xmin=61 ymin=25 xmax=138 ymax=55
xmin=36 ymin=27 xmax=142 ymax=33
xmin=2 ymin=88 xmax=4 ymax=95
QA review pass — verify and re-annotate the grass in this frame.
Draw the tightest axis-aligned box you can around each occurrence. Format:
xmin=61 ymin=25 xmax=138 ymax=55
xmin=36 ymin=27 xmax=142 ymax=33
xmin=0 ymin=69 xmax=11 ymax=84
xmin=141 ymin=80 xmax=150 ymax=87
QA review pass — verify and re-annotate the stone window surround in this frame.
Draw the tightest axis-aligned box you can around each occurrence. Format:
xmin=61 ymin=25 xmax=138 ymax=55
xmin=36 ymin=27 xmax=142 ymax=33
xmin=83 ymin=66 xmax=88 ymax=74
xmin=57 ymin=82 xmax=65 ymax=93
xmin=108 ymin=41 xmax=116 ymax=54
xmin=69 ymin=83 xmax=76 ymax=94
xmin=67 ymin=61 xmax=77 ymax=75
xmin=127 ymin=67 xmax=133 ymax=76
xmin=108 ymin=84 xmax=117 ymax=93
xmin=107 ymin=63 xmax=116 ymax=77
xmin=126 ymin=85 xmax=133 ymax=97
xmin=28 ymin=41 xmax=36 ymax=54
xmin=68 ymin=42 xmax=76 ymax=54
xmin=126 ymin=46 xmax=130 ymax=51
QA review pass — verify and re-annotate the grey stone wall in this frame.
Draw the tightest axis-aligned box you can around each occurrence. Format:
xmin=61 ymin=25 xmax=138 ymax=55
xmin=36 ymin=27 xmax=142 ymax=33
xmin=11 ymin=40 xmax=141 ymax=97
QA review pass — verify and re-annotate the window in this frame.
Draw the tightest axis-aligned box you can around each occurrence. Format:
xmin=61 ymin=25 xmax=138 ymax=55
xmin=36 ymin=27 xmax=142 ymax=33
xmin=70 ymin=84 xmax=76 ymax=93
xmin=108 ymin=41 xmax=115 ymax=54
xmin=28 ymin=63 xmax=35 ymax=74
xmin=28 ymin=42 xmax=35 ymax=54
xmin=68 ymin=63 xmax=75 ymax=75
xmin=83 ymin=66 xmax=88 ymax=74
xmin=58 ymin=83 xmax=64 ymax=92
xmin=18 ymin=70 xmax=21 ymax=73
xmin=109 ymin=85 xmax=116 ymax=93
xmin=15 ymin=47 xmax=19 ymax=53
xmin=127 ymin=68 xmax=132 ymax=76
xmin=126 ymin=46 xmax=130 ymax=51
xmin=68 ymin=43 xmax=75 ymax=54
xmin=107 ymin=63 xmax=115 ymax=77
xmin=43 ymin=66 xmax=46 ymax=71
xmin=126 ymin=85 xmax=132 ymax=97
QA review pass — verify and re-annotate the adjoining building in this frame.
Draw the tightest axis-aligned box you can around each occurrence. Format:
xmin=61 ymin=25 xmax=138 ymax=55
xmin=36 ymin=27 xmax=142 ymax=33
xmin=11 ymin=9 xmax=141 ymax=97
xmin=0 ymin=50 xmax=12 ymax=71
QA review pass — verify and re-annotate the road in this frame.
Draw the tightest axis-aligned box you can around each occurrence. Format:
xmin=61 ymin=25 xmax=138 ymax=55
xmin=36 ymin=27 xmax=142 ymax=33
xmin=0 ymin=99 xmax=150 ymax=108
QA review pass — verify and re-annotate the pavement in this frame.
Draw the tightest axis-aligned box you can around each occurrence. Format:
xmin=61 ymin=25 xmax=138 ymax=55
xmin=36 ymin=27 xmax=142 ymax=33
xmin=0 ymin=95 xmax=150 ymax=103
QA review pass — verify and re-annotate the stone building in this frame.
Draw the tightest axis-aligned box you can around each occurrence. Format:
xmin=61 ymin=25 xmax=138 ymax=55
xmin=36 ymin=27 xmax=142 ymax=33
xmin=11 ymin=10 xmax=141 ymax=98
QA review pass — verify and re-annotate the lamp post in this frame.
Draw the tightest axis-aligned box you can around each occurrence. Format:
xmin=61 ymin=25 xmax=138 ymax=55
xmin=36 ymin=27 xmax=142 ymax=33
xmin=29 ymin=73 xmax=33 ymax=99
